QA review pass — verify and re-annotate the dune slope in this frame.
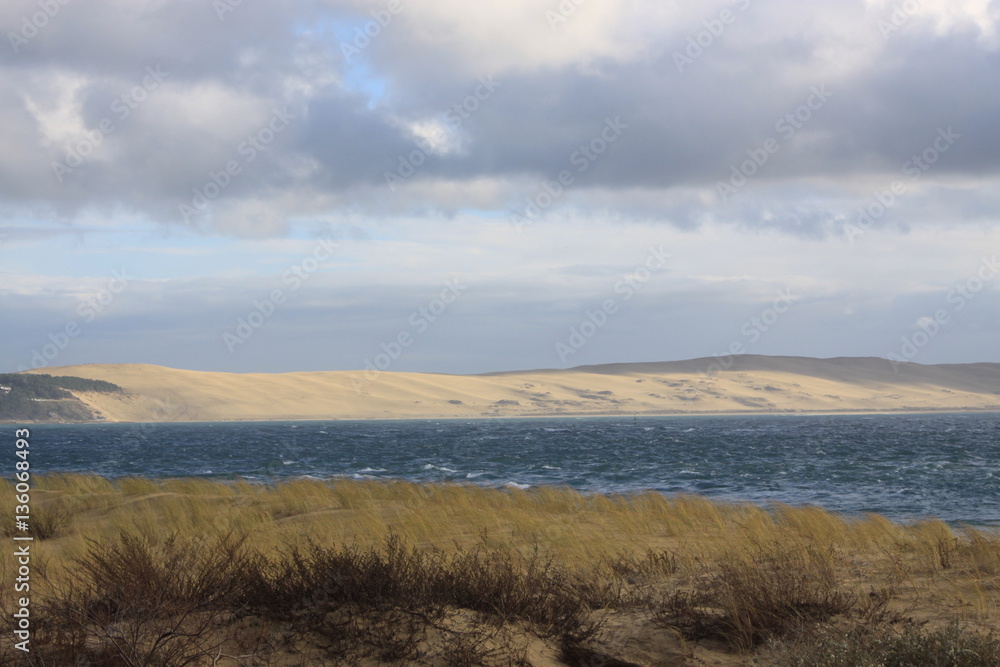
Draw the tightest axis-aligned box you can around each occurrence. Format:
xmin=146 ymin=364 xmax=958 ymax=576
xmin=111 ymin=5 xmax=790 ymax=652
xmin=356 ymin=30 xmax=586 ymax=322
xmin=18 ymin=355 xmax=1000 ymax=422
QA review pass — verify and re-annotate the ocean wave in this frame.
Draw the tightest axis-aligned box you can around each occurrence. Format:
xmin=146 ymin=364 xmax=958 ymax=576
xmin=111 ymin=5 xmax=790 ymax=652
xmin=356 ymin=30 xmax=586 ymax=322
xmin=423 ymin=464 xmax=457 ymax=473
xmin=32 ymin=413 xmax=1000 ymax=525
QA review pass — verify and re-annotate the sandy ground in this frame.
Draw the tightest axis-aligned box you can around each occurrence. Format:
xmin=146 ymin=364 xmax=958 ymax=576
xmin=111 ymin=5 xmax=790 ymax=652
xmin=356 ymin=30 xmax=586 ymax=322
xmin=24 ymin=355 xmax=1000 ymax=422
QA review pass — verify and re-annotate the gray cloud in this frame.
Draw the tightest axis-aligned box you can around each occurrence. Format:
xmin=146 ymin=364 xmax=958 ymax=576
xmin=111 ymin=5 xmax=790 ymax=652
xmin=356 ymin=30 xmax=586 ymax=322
xmin=0 ymin=0 xmax=997 ymax=235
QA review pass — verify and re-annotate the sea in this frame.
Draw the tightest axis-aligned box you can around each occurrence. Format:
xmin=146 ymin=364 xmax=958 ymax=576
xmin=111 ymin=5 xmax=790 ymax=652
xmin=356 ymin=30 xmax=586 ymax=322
xmin=18 ymin=412 xmax=1000 ymax=525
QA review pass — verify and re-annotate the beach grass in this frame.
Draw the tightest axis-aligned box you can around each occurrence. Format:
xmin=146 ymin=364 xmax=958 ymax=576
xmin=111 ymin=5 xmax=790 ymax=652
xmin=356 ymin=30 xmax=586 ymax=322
xmin=2 ymin=474 xmax=999 ymax=665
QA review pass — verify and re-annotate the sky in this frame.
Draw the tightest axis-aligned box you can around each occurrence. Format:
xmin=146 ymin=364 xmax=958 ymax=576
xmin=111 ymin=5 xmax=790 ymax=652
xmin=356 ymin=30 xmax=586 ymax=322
xmin=1 ymin=0 xmax=999 ymax=375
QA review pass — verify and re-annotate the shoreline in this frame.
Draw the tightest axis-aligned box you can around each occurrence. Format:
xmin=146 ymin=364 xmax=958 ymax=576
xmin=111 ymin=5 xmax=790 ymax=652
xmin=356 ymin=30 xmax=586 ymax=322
xmin=12 ymin=405 xmax=1000 ymax=425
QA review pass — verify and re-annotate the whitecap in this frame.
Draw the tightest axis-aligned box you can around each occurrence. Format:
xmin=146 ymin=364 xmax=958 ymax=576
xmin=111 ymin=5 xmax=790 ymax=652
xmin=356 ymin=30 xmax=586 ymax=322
xmin=423 ymin=464 xmax=457 ymax=473
xmin=503 ymin=481 xmax=530 ymax=490
xmin=359 ymin=467 xmax=388 ymax=473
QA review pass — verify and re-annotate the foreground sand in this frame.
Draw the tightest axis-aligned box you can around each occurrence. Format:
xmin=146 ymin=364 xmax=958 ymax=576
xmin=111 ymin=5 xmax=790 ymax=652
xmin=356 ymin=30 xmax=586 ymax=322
xmin=23 ymin=355 xmax=1000 ymax=422
xmin=2 ymin=475 xmax=998 ymax=665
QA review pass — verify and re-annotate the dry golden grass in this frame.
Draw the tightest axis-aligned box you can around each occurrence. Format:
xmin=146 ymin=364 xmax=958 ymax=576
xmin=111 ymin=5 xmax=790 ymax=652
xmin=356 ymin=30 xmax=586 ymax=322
xmin=2 ymin=474 xmax=999 ymax=665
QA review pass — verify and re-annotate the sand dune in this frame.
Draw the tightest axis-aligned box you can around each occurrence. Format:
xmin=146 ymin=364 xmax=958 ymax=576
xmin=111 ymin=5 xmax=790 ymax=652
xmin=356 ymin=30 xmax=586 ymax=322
xmin=20 ymin=355 xmax=1000 ymax=423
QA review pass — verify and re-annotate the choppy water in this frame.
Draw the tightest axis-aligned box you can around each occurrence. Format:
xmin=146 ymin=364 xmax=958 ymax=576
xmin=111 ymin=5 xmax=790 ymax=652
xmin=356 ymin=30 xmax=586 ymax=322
xmin=17 ymin=413 xmax=1000 ymax=524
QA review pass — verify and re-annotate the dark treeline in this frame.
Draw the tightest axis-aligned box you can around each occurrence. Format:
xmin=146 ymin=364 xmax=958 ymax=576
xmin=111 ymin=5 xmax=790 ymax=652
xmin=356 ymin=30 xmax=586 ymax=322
xmin=0 ymin=373 xmax=122 ymax=421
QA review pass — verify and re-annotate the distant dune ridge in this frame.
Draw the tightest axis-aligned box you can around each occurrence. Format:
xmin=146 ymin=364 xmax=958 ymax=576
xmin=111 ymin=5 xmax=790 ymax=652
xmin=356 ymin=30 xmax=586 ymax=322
xmin=19 ymin=355 xmax=1000 ymax=422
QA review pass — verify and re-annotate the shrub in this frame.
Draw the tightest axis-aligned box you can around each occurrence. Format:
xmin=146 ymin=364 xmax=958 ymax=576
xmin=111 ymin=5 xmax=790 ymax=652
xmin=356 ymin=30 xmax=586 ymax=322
xmin=35 ymin=531 xmax=257 ymax=666
xmin=657 ymin=542 xmax=855 ymax=650
xmin=778 ymin=621 xmax=1000 ymax=667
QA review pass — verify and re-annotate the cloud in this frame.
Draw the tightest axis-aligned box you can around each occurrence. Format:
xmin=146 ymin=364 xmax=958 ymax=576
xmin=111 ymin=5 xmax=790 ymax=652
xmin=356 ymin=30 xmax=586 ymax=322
xmin=2 ymin=0 xmax=1000 ymax=372
xmin=0 ymin=0 xmax=995 ymax=237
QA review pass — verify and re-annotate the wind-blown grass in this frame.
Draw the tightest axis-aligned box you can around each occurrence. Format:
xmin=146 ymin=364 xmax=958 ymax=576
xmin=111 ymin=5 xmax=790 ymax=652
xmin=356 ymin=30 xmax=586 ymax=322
xmin=1 ymin=474 xmax=998 ymax=665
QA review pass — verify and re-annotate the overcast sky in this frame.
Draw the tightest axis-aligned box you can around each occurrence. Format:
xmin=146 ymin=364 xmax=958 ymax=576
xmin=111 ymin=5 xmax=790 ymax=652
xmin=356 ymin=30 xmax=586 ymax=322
xmin=1 ymin=0 xmax=999 ymax=375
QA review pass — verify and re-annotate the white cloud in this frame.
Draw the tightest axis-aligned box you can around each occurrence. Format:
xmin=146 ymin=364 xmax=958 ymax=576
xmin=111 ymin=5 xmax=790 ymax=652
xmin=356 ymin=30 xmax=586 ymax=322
xmin=2 ymin=0 xmax=1000 ymax=371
